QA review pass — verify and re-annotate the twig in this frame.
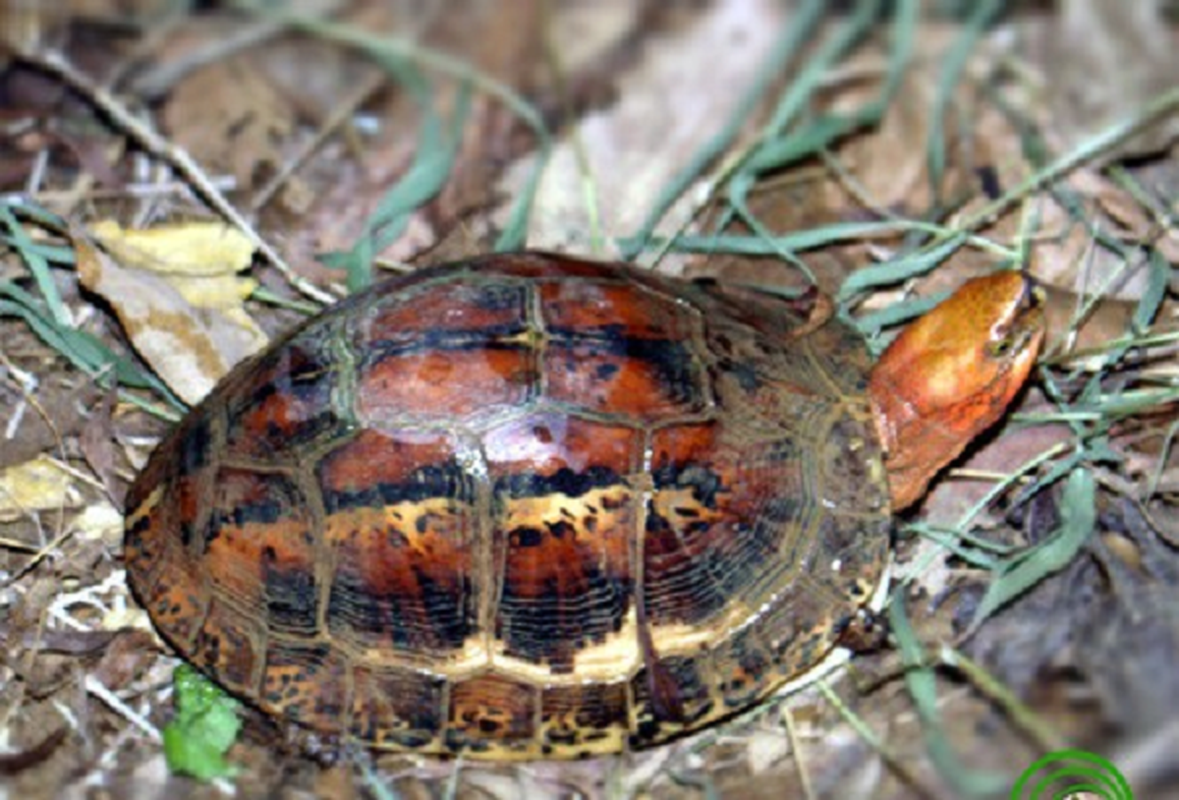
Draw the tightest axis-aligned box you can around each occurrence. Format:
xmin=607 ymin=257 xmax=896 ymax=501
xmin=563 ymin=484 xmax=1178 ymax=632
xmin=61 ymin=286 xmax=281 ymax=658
xmin=250 ymin=69 xmax=386 ymax=212
xmin=14 ymin=46 xmax=336 ymax=305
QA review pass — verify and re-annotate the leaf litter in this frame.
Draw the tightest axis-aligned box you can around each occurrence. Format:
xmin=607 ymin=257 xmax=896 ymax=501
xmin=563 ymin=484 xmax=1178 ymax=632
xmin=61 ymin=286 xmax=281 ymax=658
xmin=0 ymin=1 xmax=1177 ymax=798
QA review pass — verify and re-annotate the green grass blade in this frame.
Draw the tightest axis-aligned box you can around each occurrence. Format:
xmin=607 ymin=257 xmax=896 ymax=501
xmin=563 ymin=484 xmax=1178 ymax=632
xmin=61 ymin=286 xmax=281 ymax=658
xmin=320 ymin=66 xmax=472 ymax=290
xmin=1 ymin=203 xmax=71 ymax=325
xmin=971 ymin=468 xmax=1097 ymax=628
xmin=838 ymin=234 xmax=969 ymax=302
xmin=926 ymin=0 xmax=1004 ymax=194
xmin=1133 ymin=249 xmax=1168 ymax=333
xmin=890 ymin=592 xmax=1011 ymax=797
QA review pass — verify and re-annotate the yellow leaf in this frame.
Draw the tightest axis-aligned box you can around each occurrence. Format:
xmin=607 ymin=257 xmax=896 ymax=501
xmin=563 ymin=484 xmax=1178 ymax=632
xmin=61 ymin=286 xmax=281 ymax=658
xmin=89 ymin=220 xmax=255 ymax=277
xmin=0 ymin=456 xmax=80 ymax=522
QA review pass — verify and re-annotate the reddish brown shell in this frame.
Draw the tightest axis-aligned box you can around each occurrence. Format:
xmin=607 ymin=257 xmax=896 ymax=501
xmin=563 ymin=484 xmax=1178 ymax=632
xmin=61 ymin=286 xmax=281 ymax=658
xmin=124 ymin=252 xmax=890 ymax=759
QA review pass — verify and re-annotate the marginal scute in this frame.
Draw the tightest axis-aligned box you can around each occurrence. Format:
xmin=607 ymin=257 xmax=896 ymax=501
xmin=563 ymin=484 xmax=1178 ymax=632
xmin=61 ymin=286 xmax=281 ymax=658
xmin=192 ymin=598 xmax=265 ymax=695
xmin=139 ymin=536 xmax=210 ymax=649
xmin=539 ymin=680 xmax=629 ymax=751
xmin=350 ymin=665 xmax=446 ymax=748
xmin=124 ymin=252 xmax=892 ymax=760
xmin=447 ymin=674 xmax=539 ymax=746
xmin=710 ymin=624 xmax=773 ymax=708
xmin=262 ymin=640 xmax=351 ymax=729
xmin=630 ymin=653 xmax=714 ymax=743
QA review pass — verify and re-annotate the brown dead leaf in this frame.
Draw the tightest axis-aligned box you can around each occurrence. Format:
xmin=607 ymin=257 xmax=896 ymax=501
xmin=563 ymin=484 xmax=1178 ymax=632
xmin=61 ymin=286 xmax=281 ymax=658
xmin=162 ymin=57 xmax=295 ymax=190
xmin=76 ymin=221 xmax=266 ymax=404
xmin=1040 ymin=282 xmax=1137 ymax=356
xmin=78 ymin=381 xmax=120 ymax=505
xmin=1023 ymin=191 xmax=1138 ymax=300
xmin=921 ymin=419 xmax=1074 ymax=527
xmin=92 ymin=629 xmax=158 ymax=691
xmin=0 ymin=357 xmax=100 ymax=470
xmin=825 ymin=22 xmax=1023 ymax=217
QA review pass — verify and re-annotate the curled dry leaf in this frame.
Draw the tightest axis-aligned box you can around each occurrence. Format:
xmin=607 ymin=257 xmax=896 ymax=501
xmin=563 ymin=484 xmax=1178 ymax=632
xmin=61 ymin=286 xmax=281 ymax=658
xmin=0 ymin=727 xmax=69 ymax=776
xmin=93 ymin=629 xmax=160 ymax=691
xmin=0 ymin=455 xmax=81 ymax=522
xmin=76 ymin=221 xmax=267 ymax=405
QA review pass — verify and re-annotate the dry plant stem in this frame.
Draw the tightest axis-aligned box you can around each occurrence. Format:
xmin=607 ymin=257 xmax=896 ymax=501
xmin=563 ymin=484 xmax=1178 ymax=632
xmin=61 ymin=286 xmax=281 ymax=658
xmin=814 ymin=680 xmax=938 ymax=800
xmin=781 ymin=705 xmax=818 ymax=800
xmin=250 ymin=70 xmax=386 ymax=213
xmin=8 ymin=509 xmax=77 ymax=584
xmin=27 ymin=178 xmax=238 ymax=204
xmin=16 ymin=47 xmax=336 ymax=305
xmin=940 ymin=646 xmax=1068 ymax=754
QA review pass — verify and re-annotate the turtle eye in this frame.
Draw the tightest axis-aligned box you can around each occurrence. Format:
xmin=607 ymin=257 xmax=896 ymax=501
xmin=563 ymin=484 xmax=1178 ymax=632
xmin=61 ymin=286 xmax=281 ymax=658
xmin=988 ymin=336 xmax=1015 ymax=358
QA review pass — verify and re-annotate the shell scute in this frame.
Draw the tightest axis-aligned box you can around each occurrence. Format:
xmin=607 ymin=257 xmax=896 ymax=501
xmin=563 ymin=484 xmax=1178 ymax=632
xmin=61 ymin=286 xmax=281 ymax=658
xmin=261 ymin=640 xmax=351 ymax=729
xmin=221 ymin=333 xmax=348 ymax=462
xmin=488 ymin=413 xmax=640 ymax=671
xmin=137 ymin=529 xmax=211 ymax=649
xmin=447 ymin=674 xmax=539 ymax=748
xmin=710 ymin=625 xmax=774 ymax=708
xmin=539 ymin=680 xmax=630 ymax=753
xmin=202 ymin=467 xmax=319 ymax=636
xmin=192 ymin=598 xmax=265 ymax=695
xmin=317 ymin=428 xmax=475 ymax=657
xmin=629 ymin=653 xmax=715 ymax=744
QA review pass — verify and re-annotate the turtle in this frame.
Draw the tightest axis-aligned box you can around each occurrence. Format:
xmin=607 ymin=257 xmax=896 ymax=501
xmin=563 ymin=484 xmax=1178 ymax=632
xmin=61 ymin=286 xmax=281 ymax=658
xmin=123 ymin=251 xmax=1045 ymax=760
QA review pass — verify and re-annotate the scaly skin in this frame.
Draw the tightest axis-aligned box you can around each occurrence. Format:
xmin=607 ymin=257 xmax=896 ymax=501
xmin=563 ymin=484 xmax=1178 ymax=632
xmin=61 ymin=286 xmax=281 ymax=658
xmin=869 ymin=271 xmax=1046 ymax=511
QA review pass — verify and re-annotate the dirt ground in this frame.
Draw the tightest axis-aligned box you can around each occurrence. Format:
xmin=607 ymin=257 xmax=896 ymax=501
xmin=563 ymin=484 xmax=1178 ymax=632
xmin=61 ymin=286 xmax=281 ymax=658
xmin=1 ymin=2 xmax=1177 ymax=798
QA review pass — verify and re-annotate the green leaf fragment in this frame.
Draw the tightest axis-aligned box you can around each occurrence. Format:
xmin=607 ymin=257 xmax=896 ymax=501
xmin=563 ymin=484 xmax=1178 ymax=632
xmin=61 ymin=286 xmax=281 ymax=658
xmin=162 ymin=665 xmax=242 ymax=781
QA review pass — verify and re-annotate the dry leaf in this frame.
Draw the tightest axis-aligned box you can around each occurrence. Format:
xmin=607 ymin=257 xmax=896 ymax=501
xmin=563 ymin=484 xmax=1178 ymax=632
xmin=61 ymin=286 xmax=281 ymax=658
xmin=1079 ymin=173 xmax=1179 ymax=265
xmin=88 ymin=219 xmax=256 ymax=277
xmin=0 ymin=455 xmax=80 ymax=522
xmin=72 ymin=501 xmax=123 ymax=547
xmin=497 ymin=0 xmax=787 ymax=260
xmin=1029 ymin=0 xmax=1179 ymax=161
xmin=76 ymin=221 xmax=266 ymax=404
xmin=162 ymin=57 xmax=295 ymax=189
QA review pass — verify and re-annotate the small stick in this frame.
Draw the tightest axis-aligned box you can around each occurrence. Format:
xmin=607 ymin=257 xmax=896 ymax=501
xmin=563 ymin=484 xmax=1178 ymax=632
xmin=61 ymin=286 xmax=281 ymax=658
xmin=14 ymin=46 xmax=337 ymax=305
xmin=251 ymin=69 xmax=385 ymax=212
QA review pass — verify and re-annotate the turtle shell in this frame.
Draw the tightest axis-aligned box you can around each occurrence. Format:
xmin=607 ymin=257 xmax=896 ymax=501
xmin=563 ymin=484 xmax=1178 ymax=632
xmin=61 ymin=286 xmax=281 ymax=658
xmin=124 ymin=252 xmax=890 ymax=760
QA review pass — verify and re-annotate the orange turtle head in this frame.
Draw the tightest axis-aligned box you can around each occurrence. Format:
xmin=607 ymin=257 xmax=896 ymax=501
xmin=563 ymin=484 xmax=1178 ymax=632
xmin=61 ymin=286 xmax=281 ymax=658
xmin=868 ymin=271 xmax=1046 ymax=510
